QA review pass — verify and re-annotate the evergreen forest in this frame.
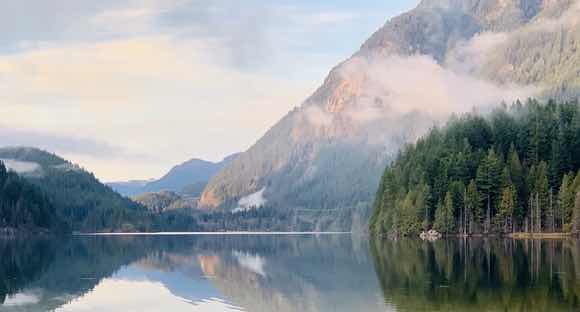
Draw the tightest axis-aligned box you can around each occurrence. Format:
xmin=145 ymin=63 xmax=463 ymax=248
xmin=371 ymin=99 xmax=580 ymax=237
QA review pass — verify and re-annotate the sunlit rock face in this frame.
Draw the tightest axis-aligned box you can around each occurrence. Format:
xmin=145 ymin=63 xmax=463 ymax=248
xmin=200 ymin=0 xmax=580 ymax=231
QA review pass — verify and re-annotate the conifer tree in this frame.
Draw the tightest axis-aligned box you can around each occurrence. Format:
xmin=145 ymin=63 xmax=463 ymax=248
xmin=573 ymin=191 xmax=580 ymax=233
xmin=465 ymin=180 xmax=480 ymax=233
xmin=497 ymin=185 xmax=516 ymax=233
xmin=558 ymin=174 xmax=574 ymax=231
xmin=434 ymin=192 xmax=454 ymax=235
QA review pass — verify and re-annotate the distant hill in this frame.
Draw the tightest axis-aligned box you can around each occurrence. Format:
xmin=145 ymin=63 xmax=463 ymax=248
xmin=132 ymin=190 xmax=197 ymax=214
xmin=108 ymin=153 xmax=239 ymax=197
xmin=0 ymin=146 xmax=150 ymax=232
xmin=105 ymin=180 xmax=152 ymax=197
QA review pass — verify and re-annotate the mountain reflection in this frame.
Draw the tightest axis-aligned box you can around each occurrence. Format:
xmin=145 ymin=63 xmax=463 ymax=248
xmin=371 ymin=238 xmax=580 ymax=312
xmin=0 ymin=235 xmax=387 ymax=312
xmin=4 ymin=235 xmax=580 ymax=312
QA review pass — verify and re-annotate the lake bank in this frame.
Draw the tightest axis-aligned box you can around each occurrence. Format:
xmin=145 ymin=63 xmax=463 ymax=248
xmin=508 ymin=232 xmax=574 ymax=239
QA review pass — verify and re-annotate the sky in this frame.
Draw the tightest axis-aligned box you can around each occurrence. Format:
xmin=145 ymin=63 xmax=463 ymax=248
xmin=0 ymin=0 xmax=419 ymax=182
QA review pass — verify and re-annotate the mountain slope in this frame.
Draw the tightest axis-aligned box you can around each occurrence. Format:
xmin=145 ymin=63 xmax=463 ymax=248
xmin=109 ymin=153 xmax=239 ymax=197
xmin=0 ymin=147 xmax=149 ymax=232
xmin=199 ymin=0 xmax=580 ymax=231
xmin=0 ymin=160 xmax=59 ymax=233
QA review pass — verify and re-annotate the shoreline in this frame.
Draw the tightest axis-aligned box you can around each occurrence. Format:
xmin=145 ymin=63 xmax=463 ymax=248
xmin=77 ymin=231 xmax=353 ymax=236
xmin=508 ymin=232 xmax=573 ymax=239
xmin=439 ymin=232 xmax=576 ymax=240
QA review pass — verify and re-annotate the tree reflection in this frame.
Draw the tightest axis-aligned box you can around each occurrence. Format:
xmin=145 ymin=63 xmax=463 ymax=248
xmin=371 ymin=238 xmax=580 ymax=311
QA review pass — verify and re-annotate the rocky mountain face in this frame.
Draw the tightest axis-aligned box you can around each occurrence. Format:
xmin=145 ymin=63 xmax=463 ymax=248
xmin=109 ymin=153 xmax=240 ymax=197
xmin=199 ymin=0 xmax=580 ymax=231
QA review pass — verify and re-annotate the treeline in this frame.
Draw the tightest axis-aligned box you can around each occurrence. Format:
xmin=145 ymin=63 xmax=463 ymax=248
xmin=370 ymin=99 xmax=580 ymax=237
xmin=195 ymin=206 xmax=301 ymax=231
xmin=35 ymin=166 xmax=150 ymax=232
xmin=0 ymin=162 xmax=60 ymax=232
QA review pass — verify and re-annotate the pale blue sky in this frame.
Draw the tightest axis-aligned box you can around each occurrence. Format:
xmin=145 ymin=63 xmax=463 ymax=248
xmin=0 ymin=0 xmax=419 ymax=181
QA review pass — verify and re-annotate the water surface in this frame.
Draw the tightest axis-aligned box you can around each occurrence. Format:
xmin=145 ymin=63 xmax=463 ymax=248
xmin=1 ymin=235 xmax=579 ymax=311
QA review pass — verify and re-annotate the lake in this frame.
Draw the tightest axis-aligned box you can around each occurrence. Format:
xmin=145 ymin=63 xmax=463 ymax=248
xmin=0 ymin=235 xmax=579 ymax=312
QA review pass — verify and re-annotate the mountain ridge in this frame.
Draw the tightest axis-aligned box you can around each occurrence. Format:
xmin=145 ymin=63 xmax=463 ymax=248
xmin=199 ymin=0 xmax=580 ymax=231
xmin=108 ymin=153 xmax=240 ymax=197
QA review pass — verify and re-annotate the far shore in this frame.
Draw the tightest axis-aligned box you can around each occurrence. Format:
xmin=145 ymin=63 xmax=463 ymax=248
xmin=77 ymin=231 xmax=353 ymax=236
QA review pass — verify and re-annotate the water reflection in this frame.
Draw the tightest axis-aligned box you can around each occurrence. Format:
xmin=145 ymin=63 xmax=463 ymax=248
xmin=371 ymin=238 xmax=580 ymax=312
xmin=0 ymin=235 xmax=387 ymax=312
xmin=3 ymin=235 xmax=580 ymax=312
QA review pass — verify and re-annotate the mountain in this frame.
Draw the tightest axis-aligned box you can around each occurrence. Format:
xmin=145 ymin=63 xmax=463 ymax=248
xmin=105 ymin=179 xmax=152 ymax=197
xmin=108 ymin=153 xmax=240 ymax=197
xmin=0 ymin=147 xmax=150 ymax=232
xmin=199 ymin=0 xmax=580 ymax=231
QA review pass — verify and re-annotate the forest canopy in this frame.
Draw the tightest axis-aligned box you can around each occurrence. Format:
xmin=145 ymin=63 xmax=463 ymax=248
xmin=370 ymin=99 xmax=580 ymax=237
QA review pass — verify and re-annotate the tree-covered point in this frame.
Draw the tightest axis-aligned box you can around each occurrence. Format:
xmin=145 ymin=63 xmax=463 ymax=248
xmin=370 ymin=99 xmax=580 ymax=237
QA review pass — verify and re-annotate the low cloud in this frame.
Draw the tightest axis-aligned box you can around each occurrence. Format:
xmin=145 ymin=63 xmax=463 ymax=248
xmin=233 ymin=187 xmax=267 ymax=213
xmin=530 ymin=0 xmax=580 ymax=32
xmin=299 ymin=52 xmax=537 ymax=154
xmin=446 ymin=32 xmax=510 ymax=74
xmin=305 ymin=54 xmax=535 ymax=127
xmin=0 ymin=125 xmax=126 ymax=158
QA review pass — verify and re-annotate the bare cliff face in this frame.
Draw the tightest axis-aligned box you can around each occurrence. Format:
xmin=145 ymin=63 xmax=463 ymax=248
xmin=199 ymin=0 xmax=580 ymax=230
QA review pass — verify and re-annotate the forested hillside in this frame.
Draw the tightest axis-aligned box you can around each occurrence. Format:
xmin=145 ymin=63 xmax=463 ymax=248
xmin=0 ymin=161 xmax=61 ymax=232
xmin=371 ymin=99 xmax=580 ymax=237
xmin=0 ymin=147 xmax=150 ymax=233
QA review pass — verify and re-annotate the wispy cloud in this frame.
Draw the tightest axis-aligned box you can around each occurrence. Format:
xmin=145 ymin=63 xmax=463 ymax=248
xmin=0 ymin=125 xmax=126 ymax=158
xmin=0 ymin=0 xmax=419 ymax=180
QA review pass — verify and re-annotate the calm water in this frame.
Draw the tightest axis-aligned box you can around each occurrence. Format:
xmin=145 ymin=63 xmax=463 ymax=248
xmin=0 ymin=235 xmax=579 ymax=312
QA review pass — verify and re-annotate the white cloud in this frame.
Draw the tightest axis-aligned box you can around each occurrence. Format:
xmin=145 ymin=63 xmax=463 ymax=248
xmin=0 ymin=36 xmax=314 ymax=180
xmin=1 ymin=159 xmax=42 ymax=174
xmin=0 ymin=0 xmax=419 ymax=181
xmin=531 ymin=0 xmax=580 ymax=31
xmin=446 ymin=32 xmax=510 ymax=74
xmin=2 ymin=292 xmax=40 ymax=306
xmin=299 ymin=53 xmax=537 ymax=153
xmin=307 ymin=54 xmax=535 ymax=124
